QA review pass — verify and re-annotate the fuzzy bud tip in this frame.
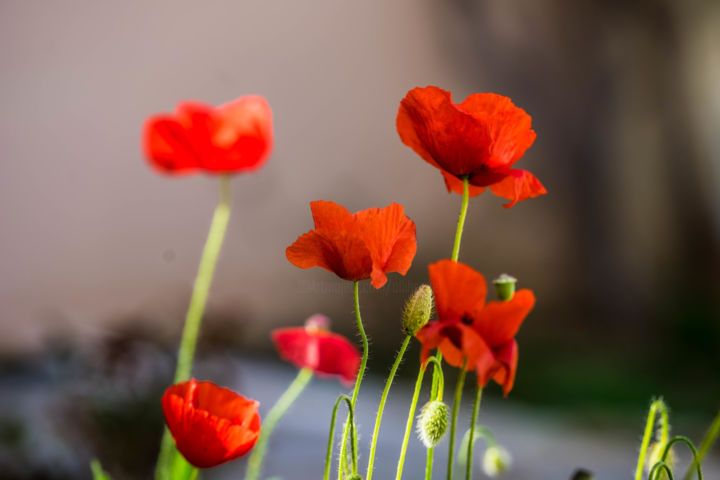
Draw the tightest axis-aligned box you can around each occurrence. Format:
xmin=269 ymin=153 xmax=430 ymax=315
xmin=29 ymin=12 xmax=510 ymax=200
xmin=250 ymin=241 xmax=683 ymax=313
xmin=417 ymin=400 xmax=449 ymax=448
xmin=482 ymin=445 xmax=512 ymax=477
xmin=402 ymin=284 xmax=434 ymax=336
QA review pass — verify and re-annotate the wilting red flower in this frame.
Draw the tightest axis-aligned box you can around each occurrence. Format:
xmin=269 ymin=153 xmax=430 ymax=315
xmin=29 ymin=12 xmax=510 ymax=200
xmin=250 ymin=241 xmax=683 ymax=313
xmin=162 ymin=379 xmax=261 ymax=468
xmin=286 ymin=201 xmax=417 ymax=289
xmin=272 ymin=314 xmax=361 ymax=386
xmin=397 ymin=86 xmax=546 ymax=208
xmin=143 ymin=95 xmax=273 ymax=174
xmin=415 ymin=260 xmax=535 ymax=395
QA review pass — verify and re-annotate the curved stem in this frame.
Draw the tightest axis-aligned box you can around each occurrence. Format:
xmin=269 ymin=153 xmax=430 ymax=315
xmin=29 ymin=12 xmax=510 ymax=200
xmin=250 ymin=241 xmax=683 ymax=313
xmin=339 ymin=281 xmax=369 ymax=478
xmin=684 ymin=410 xmax=720 ymax=480
xmin=324 ymin=395 xmax=357 ymax=480
xmin=245 ymin=368 xmax=313 ymax=480
xmin=155 ymin=175 xmax=232 ymax=480
xmin=635 ymin=399 xmax=669 ymax=480
xmin=447 ymin=359 xmax=468 ymax=480
xmin=649 ymin=462 xmax=675 ymax=480
xmin=662 ymin=436 xmax=702 ymax=480
xmin=366 ymin=335 xmax=411 ymax=480
xmin=451 ymin=176 xmax=470 ymax=262
xmin=396 ymin=356 xmax=443 ymax=480
xmin=465 ymin=386 xmax=483 ymax=480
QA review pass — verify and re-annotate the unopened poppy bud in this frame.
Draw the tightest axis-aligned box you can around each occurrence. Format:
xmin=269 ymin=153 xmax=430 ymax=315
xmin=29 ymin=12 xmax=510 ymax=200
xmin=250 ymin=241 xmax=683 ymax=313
xmin=346 ymin=475 xmax=362 ymax=480
xmin=402 ymin=284 xmax=434 ymax=336
xmin=482 ymin=445 xmax=512 ymax=477
xmin=493 ymin=274 xmax=517 ymax=301
xmin=647 ymin=442 xmax=675 ymax=478
xmin=417 ymin=400 xmax=449 ymax=448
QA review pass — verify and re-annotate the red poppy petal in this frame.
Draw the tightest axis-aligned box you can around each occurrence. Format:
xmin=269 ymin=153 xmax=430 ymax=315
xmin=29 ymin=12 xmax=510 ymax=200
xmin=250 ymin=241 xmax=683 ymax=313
xmin=458 ymin=94 xmax=536 ymax=169
xmin=397 ymin=86 xmax=493 ymax=176
xmin=355 ymin=203 xmax=417 ymax=288
xmin=143 ymin=117 xmax=201 ymax=174
xmin=207 ymin=95 xmax=273 ymax=173
xmin=429 ymin=260 xmax=487 ymax=323
xmin=272 ymin=327 xmax=361 ymax=385
xmin=488 ymin=169 xmax=547 ymax=208
xmin=286 ymin=230 xmax=373 ymax=282
xmin=441 ymin=171 xmax=486 ymax=197
xmin=490 ymin=340 xmax=518 ymax=396
xmin=473 ymin=289 xmax=535 ymax=347
xmin=310 ymin=200 xmax=354 ymax=231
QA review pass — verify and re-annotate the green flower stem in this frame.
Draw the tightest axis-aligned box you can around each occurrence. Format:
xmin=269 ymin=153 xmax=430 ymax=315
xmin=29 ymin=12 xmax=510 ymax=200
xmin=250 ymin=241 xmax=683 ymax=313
xmin=396 ymin=357 xmax=443 ymax=480
xmin=635 ymin=399 xmax=669 ymax=480
xmin=662 ymin=436 xmax=702 ymax=480
xmin=448 ymin=359 xmax=468 ymax=480
xmin=465 ymin=386 xmax=483 ymax=480
xmin=649 ymin=462 xmax=675 ymax=480
xmin=339 ymin=281 xmax=369 ymax=479
xmin=155 ymin=175 xmax=232 ymax=480
xmin=685 ymin=410 xmax=720 ymax=480
xmin=366 ymin=335 xmax=411 ymax=480
xmin=451 ymin=176 xmax=470 ymax=262
xmin=245 ymin=368 xmax=313 ymax=480
xmin=325 ymin=395 xmax=357 ymax=480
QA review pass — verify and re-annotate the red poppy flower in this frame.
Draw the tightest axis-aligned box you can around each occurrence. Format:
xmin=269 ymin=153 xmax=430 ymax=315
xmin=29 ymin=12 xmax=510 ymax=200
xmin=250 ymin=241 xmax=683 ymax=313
xmin=162 ymin=379 xmax=261 ymax=468
xmin=271 ymin=314 xmax=361 ymax=386
xmin=143 ymin=95 xmax=273 ymax=175
xmin=397 ymin=86 xmax=546 ymax=208
xmin=415 ymin=260 xmax=535 ymax=395
xmin=285 ymin=201 xmax=417 ymax=289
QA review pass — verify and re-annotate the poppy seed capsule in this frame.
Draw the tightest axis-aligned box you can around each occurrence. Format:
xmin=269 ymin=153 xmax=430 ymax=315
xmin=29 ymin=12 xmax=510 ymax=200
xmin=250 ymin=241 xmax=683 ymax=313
xmin=402 ymin=284 xmax=434 ymax=336
xmin=417 ymin=400 xmax=449 ymax=448
xmin=482 ymin=445 xmax=512 ymax=477
xmin=493 ymin=274 xmax=517 ymax=301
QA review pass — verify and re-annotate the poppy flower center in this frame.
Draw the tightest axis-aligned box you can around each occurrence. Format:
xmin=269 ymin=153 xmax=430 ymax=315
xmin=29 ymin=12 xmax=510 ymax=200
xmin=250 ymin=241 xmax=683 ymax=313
xmin=461 ymin=313 xmax=474 ymax=325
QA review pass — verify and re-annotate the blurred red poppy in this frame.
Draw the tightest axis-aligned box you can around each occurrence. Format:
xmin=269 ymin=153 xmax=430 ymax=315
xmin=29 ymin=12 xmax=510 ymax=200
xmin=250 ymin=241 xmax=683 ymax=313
xmin=415 ymin=260 xmax=535 ymax=395
xmin=162 ymin=379 xmax=261 ymax=468
xmin=286 ymin=201 xmax=417 ymax=289
xmin=397 ymin=86 xmax=546 ymax=208
xmin=143 ymin=95 xmax=273 ymax=174
xmin=272 ymin=314 xmax=361 ymax=386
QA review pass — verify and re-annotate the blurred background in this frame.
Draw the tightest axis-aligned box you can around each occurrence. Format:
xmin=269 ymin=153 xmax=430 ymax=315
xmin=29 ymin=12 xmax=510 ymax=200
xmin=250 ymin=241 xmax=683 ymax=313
xmin=1 ymin=0 xmax=719 ymax=479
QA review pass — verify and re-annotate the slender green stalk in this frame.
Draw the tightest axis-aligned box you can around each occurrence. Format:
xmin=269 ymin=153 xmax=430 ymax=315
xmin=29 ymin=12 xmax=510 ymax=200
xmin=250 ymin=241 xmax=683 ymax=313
xmin=155 ymin=175 xmax=232 ymax=480
xmin=662 ymin=436 xmax=702 ymax=480
xmin=649 ymin=463 xmax=676 ymax=480
xmin=635 ymin=399 xmax=669 ymax=480
xmin=245 ymin=368 xmax=313 ymax=480
xmin=366 ymin=335 xmax=411 ymax=480
xmin=324 ymin=395 xmax=357 ymax=480
xmin=465 ymin=386 xmax=483 ymax=480
xmin=451 ymin=176 xmax=470 ymax=262
xmin=188 ymin=470 xmax=198 ymax=480
xmin=339 ymin=281 xmax=369 ymax=478
xmin=448 ymin=360 xmax=468 ymax=480
xmin=685 ymin=410 xmax=720 ymax=480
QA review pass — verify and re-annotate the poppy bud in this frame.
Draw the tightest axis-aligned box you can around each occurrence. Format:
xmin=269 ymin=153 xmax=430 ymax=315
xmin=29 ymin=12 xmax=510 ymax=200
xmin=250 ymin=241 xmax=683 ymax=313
xmin=346 ymin=475 xmax=362 ymax=480
xmin=417 ymin=400 xmax=449 ymax=448
xmin=402 ymin=285 xmax=434 ymax=336
xmin=647 ymin=442 xmax=675 ymax=479
xmin=482 ymin=445 xmax=512 ymax=477
xmin=493 ymin=274 xmax=517 ymax=301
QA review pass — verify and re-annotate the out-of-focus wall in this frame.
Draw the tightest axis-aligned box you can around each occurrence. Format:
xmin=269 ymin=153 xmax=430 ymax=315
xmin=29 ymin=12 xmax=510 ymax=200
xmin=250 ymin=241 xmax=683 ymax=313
xmin=0 ymin=0 xmax=718 ymax=387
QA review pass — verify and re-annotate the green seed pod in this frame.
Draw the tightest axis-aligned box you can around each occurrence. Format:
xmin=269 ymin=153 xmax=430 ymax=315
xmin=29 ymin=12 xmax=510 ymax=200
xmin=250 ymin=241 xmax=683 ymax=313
xmin=493 ymin=274 xmax=517 ymax=301
xmin=417 ymin=400 xmax=449 ymax=448
xmin=402 ymin=284 xmax=434 ymax=336
xmin=482 ymin=445 xmax=512 ymax=477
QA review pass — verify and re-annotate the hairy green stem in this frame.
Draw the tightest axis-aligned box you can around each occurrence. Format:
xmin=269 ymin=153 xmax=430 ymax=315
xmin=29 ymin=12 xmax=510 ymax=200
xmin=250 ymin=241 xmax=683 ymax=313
xmin=324 ymin=395 xmax=357 ymax=480
xmin=448 ymin=360 xmax=468 ymax=480
xmin=684 ymin=410 xmax=720 ymax=480
xmin=635 ymin=399 xmax=669 ymax=480
xmin=465 ymin=386 xmax=483 ymax=480
xmin=451 ymin=176 xmax=470 ymax=262
xmin=396 ymin=357 xmax=443 ymax=480
xmin=245 ymin=368 xmax=313 ymax=480
xmin=366 ymin=335 xmax=411 ymax=480
xmin=155 ymin=175 xmax=232 ymax=480
xmin=339 ymin=281 xmax=369 ymax=479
